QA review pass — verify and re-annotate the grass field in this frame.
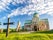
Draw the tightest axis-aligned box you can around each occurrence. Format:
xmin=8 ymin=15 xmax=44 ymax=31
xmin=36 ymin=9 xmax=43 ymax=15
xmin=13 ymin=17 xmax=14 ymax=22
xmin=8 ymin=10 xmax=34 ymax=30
xmin=0 ymin=30 xmax=53 ymax=40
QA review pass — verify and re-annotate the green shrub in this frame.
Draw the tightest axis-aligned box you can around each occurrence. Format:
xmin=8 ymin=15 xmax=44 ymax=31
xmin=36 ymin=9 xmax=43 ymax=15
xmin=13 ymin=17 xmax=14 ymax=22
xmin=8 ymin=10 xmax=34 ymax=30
xmin=3 ymin=29 xmax=7 ymax=32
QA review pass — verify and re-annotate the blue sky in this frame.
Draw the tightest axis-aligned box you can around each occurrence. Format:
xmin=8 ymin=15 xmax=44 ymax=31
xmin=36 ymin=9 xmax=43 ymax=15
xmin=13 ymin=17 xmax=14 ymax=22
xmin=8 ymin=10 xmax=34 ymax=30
xmin=0 ymin=0 xmax=53 ymax=29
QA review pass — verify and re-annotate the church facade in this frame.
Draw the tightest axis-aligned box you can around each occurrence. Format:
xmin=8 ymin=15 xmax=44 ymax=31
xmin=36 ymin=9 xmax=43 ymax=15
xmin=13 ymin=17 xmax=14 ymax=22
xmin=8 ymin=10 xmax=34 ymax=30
xmin=24 ymin=13 xmax=49 ymax=31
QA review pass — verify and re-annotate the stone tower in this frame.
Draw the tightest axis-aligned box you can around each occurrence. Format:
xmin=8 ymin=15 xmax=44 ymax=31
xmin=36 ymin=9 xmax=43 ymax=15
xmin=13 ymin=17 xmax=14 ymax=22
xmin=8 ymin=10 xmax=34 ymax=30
xmin=16 ymin=21 xmax=21 ymax=32
xmin=31 ymin=13 xmax=39 ymax=31
xmin=32 ymin=12 xmax=39 ymax=23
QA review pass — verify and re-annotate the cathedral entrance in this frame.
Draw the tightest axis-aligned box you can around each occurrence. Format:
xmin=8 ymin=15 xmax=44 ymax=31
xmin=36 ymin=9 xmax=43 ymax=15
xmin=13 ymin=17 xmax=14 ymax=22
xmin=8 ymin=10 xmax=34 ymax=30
xmin=34 ymin=26 xmax=37 ymax=31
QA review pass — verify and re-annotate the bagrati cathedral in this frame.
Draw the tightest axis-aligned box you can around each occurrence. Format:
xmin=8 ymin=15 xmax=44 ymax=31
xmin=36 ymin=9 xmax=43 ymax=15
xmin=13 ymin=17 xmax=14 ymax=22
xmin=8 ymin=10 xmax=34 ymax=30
xmin=24 ymin=13 xmax=49 ymax=31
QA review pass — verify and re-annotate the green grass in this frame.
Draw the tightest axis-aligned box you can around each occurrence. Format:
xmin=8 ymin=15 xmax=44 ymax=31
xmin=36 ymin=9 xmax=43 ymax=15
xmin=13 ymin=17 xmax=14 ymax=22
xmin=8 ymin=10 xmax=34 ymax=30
xmin=0 ymin=30 xmax=53 ymax=40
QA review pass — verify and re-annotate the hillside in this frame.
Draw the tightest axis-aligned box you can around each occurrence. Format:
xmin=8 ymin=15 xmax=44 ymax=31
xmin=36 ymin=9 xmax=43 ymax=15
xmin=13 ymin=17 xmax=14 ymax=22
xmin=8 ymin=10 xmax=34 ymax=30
xmin=0 ymin=30 xmax=53 ymax=40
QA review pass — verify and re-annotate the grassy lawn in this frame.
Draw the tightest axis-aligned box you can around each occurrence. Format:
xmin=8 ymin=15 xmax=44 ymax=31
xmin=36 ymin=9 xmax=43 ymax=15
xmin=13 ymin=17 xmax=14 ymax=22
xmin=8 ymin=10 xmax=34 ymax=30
xmin=0 ymin=31 xmax=53 ymax=40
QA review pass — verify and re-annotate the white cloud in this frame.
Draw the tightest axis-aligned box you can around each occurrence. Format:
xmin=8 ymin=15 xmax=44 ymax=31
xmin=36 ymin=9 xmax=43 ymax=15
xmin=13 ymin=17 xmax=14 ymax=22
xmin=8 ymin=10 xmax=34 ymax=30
xmin=7 ymin=0 xmax=45 ymax=17
xmin=7 ymin=0 xmax=37 ymax=17
xmin=1 ymin=0 xmax=53 ymax=19
xmin=8 ymin=4 xmax=35 ymax=17
xmin=0 ymin=0 xmax=13 ymax=11
xmin=36 ymin=0 xmax=53 ymax=16
xmin=12 ymin=0 xmax=28 ymax=5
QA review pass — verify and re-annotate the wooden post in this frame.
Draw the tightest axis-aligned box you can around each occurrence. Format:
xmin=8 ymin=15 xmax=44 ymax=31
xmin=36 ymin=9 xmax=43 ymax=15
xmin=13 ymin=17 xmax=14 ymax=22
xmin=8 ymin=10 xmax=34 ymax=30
xmin=6 ymin=18 xmax=10 ymax=37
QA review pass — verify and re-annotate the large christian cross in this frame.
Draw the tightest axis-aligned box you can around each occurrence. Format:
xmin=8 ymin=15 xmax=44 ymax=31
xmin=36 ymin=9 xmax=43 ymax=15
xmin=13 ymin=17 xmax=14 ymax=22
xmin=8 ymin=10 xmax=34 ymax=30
xmin=3 ymin=18 xmax=14 ymax=37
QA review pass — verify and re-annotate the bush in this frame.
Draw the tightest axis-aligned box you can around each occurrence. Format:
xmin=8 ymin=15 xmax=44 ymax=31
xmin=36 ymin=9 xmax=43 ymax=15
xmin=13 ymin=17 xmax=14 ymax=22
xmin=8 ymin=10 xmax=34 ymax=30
xmin=3 ymin=29 xmax=7 ymax=32
xmin=10 ymin=29 xmax=16 ymax=33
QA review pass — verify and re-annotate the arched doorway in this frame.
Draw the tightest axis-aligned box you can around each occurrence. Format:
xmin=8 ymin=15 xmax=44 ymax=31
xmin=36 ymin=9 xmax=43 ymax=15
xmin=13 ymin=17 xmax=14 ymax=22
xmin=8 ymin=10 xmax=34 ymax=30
xmin=34 ymin=26 xmax=37 ymax=31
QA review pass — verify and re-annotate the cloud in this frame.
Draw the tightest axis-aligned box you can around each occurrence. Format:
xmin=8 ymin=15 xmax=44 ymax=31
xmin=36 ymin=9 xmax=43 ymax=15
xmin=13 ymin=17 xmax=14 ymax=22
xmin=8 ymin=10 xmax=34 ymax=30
xmin=36 ymin=0 xmax=53 ymax=15
xmin=8 ymin=0 xmax=53 ymax=18
xmin=7 ymin=0 xmax=37 ymax=17
xmin=1 ymin=0 xmax=53 ymax=19
xmin=0 ymin=0 xmax=13 ymax=11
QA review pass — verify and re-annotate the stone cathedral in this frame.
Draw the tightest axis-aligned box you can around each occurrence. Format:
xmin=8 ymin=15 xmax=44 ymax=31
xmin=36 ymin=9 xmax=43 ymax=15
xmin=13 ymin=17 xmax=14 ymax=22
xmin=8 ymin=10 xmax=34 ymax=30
xmin=24 ymin=13 xmax=49 ymax=31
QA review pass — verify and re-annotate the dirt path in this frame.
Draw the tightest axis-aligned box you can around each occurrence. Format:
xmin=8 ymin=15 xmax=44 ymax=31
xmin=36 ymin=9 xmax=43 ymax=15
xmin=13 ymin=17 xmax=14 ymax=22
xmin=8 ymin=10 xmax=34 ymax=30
xmin=18 ymin=31 xmax=34 ymax=34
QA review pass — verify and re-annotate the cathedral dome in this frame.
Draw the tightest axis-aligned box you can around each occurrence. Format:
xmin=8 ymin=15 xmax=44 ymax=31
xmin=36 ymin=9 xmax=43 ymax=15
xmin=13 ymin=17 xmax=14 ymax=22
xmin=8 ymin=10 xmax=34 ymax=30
xmin=33 ymin=12 xmax=39 ymax=17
